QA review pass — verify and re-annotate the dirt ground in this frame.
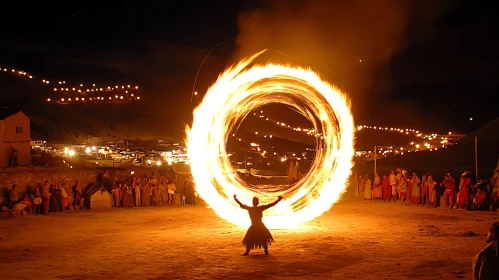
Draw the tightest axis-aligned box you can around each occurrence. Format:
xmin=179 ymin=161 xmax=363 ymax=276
xmin=0 ymin=199 xmax=497 ymax=280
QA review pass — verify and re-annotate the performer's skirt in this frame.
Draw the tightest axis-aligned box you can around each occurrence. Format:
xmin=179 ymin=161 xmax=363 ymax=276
xmin=242 ymin=223 xmax=275 ymax=249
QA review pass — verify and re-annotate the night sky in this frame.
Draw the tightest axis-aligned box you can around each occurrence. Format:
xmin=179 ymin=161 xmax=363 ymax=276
xmin=1 ymin=0 xmax=497 ymax=135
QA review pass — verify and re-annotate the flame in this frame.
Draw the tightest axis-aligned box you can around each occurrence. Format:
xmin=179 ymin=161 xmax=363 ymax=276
xmin=186 ymin=50 xmax=355 ymax=229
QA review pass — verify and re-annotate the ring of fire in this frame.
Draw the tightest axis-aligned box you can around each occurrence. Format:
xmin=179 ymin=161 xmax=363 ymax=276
xmin=186 ymin=51 xmax=355 ymax=229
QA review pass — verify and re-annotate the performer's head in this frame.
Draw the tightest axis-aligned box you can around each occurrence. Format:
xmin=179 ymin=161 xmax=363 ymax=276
xmin=252 ymin=197 xmax=259 ymax=206
xmin=486 ymin=222 xmax=499 ymax=242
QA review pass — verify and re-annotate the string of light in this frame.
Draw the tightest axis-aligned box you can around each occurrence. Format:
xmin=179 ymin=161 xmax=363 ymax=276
xmin=221 ymin=114 xmax=454 ymax=162
xmin=0 ymin=65 xmax=141 ymax=102
xmin=227 ymin=131 xmax=448 ymax=163
xmin=249 ymin=112 xmax=454 ymax=153
xmin=251 ymin=112 xmax=451 ymax=141
xmin=46 ymin=95 xmax=140 ymax=103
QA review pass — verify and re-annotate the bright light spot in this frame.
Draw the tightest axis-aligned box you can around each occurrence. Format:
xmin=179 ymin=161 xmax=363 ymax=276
xmin=156 ymin=161 xmax=162 ymax=166
xmin=68 ymin=150 xmax=75 ymax=157
xmin=85 ymin=147 xmax=91 ymax=153
xmin=186 ymin=50 xmax=355 ymax=229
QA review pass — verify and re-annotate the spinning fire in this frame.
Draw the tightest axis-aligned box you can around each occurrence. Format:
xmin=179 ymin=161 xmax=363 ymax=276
xmin=186 ymin=50 xmax=355 ymax=229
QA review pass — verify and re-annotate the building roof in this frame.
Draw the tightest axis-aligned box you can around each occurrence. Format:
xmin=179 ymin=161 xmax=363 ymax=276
xmin=0 ymin=107 xmax=24 ymax=120
xmin=171 ymin=163 xmax=191 ymax=175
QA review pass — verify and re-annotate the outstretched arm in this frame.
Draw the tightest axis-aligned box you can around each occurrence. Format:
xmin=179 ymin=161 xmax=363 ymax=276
xmin=233 ymin=194 xmax=249 ymax=210
xmin=261 ymin=196 xmax=283 ymax=210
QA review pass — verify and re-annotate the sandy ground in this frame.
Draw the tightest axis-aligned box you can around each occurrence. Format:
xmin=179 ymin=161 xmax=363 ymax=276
xmin=0 ymin=199 xmax=497 ymax=280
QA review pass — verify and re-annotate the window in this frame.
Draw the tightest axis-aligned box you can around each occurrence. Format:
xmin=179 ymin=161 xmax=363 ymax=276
xmin=16 ymin=126 xmax=23 ymax=133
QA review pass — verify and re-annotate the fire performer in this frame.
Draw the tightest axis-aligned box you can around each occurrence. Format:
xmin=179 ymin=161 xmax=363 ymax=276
xmin=472 ymin=222 xmax=499 ymax=280
xmin=233 ymin=194 xmax=283 ymax=256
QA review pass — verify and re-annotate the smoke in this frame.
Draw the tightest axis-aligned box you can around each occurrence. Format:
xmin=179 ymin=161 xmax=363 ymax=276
xmin=233 ymin=0 xmax=445 ymax=122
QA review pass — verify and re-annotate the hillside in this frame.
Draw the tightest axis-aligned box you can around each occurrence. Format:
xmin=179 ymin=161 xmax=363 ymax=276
xmin=0 ymin=73 xmax=187 ymax=143
xmin=358 ymin=117 xmax=499 ymax=178
xmin=239 ymin=115 xmax=425 ymax=150
xmin=0 ymin=73 xmax=458 ymax=151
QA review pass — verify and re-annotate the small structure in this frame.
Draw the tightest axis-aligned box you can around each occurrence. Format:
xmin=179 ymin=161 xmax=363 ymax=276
xmin=0 ymin=109 xmax=31 ymax=168
xmin=90 ymin=187 xmax=113 ymax=209
xmin=30 ymin=140 xmax=45 ymax=149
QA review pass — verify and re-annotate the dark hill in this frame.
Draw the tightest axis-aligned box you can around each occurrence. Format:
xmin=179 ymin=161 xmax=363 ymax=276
xmin=240 ymin=115 xmax=423 ymax=150
xmin=358 ymin=117 xmax=499 ymax=179
xmin=0 ymin=73 xmax=185 ymax=142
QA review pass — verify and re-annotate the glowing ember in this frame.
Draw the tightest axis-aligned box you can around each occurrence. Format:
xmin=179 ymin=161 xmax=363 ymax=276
xmin=186 ymin=50 xmax=355 ymax=229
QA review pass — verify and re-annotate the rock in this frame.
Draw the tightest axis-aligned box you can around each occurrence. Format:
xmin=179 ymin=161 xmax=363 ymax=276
xmin=457 ymin=231 xmax=480 ymax=237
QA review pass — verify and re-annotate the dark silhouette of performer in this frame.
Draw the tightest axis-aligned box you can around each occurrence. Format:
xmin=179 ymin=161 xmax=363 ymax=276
xmin=233 ymin=194 xmax=283 ymax=256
